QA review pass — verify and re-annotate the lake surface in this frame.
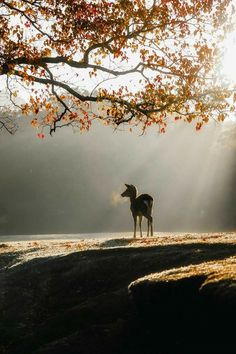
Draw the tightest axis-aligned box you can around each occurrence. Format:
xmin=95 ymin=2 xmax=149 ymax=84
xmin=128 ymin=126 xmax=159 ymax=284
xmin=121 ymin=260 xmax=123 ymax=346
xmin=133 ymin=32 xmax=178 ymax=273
xmin=0 ymin=232 xmax=134 ymax=242
xmin=0 ymin=231 xmax=201 ymax=242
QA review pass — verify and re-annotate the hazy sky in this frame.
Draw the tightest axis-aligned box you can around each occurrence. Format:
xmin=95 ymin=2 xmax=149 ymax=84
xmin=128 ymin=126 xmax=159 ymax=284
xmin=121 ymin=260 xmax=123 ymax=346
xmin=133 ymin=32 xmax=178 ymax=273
xmin=0 ymin=118 xmax=236 ymax=237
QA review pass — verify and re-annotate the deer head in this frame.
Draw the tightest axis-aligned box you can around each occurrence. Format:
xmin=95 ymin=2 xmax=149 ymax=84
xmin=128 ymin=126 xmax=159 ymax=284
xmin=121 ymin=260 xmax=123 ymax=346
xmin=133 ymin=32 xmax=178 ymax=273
xmin=121 ymin=184 xmax=137 ymax=199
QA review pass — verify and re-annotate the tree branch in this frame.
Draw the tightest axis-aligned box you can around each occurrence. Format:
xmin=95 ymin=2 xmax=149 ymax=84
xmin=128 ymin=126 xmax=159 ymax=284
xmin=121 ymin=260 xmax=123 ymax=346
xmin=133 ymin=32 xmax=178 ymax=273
xmin=7 ymin=56 xmax=144 ymax=77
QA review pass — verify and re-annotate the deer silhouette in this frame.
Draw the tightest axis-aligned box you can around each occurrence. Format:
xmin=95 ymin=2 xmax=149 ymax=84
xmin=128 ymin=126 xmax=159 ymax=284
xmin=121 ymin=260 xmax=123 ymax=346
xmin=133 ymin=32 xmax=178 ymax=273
xmin=121 ymin=184 xmax=153 ymax=238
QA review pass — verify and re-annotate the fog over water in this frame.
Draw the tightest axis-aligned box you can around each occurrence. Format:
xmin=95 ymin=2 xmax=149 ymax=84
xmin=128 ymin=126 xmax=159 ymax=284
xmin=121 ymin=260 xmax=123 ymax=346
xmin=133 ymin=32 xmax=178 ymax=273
xmin=0 ymin=118 xmax=236 ymax=238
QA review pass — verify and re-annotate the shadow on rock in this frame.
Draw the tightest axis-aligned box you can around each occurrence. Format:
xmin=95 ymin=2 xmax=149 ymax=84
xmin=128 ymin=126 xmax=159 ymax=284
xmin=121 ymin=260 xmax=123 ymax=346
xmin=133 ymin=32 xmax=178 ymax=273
xmin=1 ymin=241 xmax=236 ymax=353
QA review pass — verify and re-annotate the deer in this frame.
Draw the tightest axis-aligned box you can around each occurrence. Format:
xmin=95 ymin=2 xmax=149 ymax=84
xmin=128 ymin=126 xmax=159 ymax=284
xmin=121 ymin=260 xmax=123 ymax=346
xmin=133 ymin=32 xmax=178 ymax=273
xmin=121 ymin=184 xmax=154 ymax=238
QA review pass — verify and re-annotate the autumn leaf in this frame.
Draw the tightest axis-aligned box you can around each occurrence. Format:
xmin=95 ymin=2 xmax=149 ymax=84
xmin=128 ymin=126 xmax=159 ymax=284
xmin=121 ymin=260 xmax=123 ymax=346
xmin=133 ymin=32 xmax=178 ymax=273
xmin=0 ymin=0 xmax=235 ymax=135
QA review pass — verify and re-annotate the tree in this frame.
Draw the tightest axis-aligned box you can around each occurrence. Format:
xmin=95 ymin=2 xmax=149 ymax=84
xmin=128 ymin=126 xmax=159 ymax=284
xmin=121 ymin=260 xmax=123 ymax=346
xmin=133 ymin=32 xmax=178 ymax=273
xmin=0 ymin=107 xmax=18 ymax=134
xmin=0 ymin=0 xmax=235 ymax=135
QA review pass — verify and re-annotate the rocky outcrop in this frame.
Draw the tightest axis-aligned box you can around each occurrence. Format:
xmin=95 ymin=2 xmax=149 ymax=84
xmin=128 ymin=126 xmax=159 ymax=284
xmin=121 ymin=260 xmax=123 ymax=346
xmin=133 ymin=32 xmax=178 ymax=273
xmin=0 ymin=241 xmax=236 ymax=354
xmin=129 ymin=258 xmax=236 ymax=354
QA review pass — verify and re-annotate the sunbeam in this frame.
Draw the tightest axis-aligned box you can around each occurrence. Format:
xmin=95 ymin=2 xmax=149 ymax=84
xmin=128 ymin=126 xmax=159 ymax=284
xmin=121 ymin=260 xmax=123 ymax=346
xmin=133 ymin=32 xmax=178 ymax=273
xmin=221 ymin=30 xmax=236 ymax=83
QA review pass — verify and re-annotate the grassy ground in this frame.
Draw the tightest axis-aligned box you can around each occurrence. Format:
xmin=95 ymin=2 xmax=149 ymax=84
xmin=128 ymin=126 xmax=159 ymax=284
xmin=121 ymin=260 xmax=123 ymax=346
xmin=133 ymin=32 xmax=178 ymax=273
xmin=0 ymin=232 xmax=236 ymax=354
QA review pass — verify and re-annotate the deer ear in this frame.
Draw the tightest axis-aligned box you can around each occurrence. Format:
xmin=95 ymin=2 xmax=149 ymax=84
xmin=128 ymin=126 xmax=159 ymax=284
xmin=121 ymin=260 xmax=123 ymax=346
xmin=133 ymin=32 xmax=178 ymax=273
xmin=131 ymin=184 xmax=137 ymax=192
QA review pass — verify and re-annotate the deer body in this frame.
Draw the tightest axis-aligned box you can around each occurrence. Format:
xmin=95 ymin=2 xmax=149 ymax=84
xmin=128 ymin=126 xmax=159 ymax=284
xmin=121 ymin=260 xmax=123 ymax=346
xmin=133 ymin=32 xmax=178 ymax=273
xmin=121 ymin=184 xmax=153 ymax=238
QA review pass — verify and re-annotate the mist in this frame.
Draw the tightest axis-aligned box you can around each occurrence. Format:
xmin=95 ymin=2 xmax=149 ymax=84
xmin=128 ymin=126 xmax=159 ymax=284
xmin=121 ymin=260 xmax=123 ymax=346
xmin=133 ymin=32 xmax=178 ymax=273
xmin=0 ymin=118 xmax=236 ymax=237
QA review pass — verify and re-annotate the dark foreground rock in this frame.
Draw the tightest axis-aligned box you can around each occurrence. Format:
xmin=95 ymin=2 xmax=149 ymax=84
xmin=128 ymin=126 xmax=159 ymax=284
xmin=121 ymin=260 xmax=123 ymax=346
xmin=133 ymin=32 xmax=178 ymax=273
xmin=0 ymin=240 xmax=236 ymax=354
xmin=129 ymin=258 xmax=236 ymax=354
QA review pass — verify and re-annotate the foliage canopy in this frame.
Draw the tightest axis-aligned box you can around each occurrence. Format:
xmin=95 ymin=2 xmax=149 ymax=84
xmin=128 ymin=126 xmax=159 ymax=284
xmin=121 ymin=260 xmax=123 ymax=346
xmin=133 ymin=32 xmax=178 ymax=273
xmin=0 ymin=0 xmax=235 ymax=134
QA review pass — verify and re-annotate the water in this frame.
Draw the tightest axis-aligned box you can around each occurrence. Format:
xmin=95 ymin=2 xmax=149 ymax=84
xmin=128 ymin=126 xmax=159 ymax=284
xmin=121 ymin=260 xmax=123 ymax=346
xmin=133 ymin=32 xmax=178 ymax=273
xmin=0 ymin=231 xmax=190 ymax=242
xmin=0 ymin=232 xmax=134 ymax=242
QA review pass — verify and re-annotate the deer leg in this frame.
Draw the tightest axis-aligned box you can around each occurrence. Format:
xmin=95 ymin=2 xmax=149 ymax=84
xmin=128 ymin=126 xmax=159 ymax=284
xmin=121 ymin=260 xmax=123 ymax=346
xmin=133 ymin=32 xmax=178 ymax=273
xmin=139 ymin=216 xmax=143 ymax=238
xmin=133 ymin=214 xmax=137 ymax=239
xmin=150 ymin=216 xmax=153 ymax=236
xmin=144 ymin=214 xmax=153 ymax=237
